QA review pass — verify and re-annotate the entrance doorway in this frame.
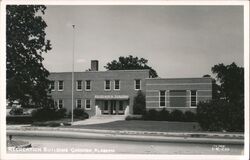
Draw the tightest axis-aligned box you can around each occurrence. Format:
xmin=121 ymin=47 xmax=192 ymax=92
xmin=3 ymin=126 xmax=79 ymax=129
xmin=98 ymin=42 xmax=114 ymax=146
xmin=101 ymin=100 xmax=127 ymax=115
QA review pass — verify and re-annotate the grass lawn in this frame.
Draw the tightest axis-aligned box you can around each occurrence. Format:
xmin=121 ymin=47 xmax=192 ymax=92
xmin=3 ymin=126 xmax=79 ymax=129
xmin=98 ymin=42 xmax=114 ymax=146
xmin=66 ymin=120 xmax=201 ymax=132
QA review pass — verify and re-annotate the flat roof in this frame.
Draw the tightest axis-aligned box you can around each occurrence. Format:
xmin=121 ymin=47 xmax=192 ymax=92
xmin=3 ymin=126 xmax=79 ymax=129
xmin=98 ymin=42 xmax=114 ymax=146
xmin=50 ymin=69 xmax=150 ymax=74
xmin=146 ymin=77 xmax=212 ymax=80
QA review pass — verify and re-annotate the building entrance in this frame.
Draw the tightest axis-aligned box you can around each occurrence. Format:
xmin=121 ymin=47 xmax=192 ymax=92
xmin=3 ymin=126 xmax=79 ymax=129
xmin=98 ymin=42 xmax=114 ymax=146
xmin=102 ymin=100 xmax=127 ymax=115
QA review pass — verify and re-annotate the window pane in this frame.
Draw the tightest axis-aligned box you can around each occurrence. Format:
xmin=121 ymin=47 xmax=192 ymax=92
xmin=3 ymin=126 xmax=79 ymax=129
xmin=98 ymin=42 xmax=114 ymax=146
xmin=115 ymin=80 xmax=120 ymax=90
xmin=86 ymin=80 xmax=91 ymax=90
xmin=58 ymin=99 xmax=63 ymax=108
xmin=160 ymin=90 xmax=166 ymax=107
xmin=135 ymin=80 xmax=141 ymax=90
xmin=77 ymin=99 xmax=81 ymax=108
xmin=59 ymin=81 xmax=63 ymax=90
xmin=170 ymin=90 xmax=187 ymax=107
xmin=105 ymin=80 xmax=110 ymax=90
xmin=77 ymin=80 xmax=82 ymax=90
xmin=191 ymin=90 xmax=197 ymax=106
xmin=51 ymin=81 xmax=55 ymax=90
xmin=86 ymin=99 xmax=91 ymax=109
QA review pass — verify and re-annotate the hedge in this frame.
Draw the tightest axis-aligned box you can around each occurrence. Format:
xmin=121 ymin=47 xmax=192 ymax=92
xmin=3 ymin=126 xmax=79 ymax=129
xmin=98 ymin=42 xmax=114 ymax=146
xmin=6 ymin=115 xmax=33 ymax=124
xmin=197 ymin=100 xmax=244 ymax=132
xmin=128 ymin=109 xmax=197 ymax=122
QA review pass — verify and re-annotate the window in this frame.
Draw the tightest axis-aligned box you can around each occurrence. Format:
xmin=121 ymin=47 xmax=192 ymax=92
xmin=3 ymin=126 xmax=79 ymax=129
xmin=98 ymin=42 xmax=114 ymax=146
xmin=76 ymin=80 xmax=82 ymax=91
xmin=85 ymin=99 xmax=91 ymax=110
xmin=104 ymin=80 xmax=111 ymax=90
xmin=159 ymin=90 xmax=166 ymax=107
xmin=58 ymin=99 xmax=63 ymax=109
xmin=169 ymin=90 xmax=187 ymax=107
xmin=114 ymin=80 xmax=120 ymax=90
xmin=119 ymin=101 xmax=123 ymax=111
xmin=85 ymin=80 xmax=91 ymax=91
xmin=191 ymin=90 xmax=197 ymax=107
xmin=58 ymin=81 xmax=64 ymax=91
xmin=135 ymin=79 xmax=141 ymax=90
xmin=50 ymin=81 xmax=55 ymax=91
xmin=76 ymin=99 xmax=82 ymax=108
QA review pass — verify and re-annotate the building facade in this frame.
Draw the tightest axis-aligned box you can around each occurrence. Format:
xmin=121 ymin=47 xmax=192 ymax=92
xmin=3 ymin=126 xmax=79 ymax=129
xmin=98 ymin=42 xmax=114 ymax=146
xmin=48 ymin=60 xmax=212 ymax=116
xmin=145 ymin=78 xmax=212 ymax=113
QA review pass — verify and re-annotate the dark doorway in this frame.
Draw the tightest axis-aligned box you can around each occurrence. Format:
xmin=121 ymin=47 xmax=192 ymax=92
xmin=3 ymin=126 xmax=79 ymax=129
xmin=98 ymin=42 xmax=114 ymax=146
xmin=110 ymin=100 xmax=116 ymax=115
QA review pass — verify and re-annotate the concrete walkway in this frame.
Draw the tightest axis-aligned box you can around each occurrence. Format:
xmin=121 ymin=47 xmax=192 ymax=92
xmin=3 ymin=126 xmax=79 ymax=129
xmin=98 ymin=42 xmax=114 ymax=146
xmin=71 ymin=115 xmax=126 ymax=125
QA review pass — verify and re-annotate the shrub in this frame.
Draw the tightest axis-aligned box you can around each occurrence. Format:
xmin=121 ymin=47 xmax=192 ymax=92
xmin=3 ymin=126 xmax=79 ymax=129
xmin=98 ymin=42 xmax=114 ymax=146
xmin=55 ymin=108 xmax=67 ymax=119
xmin=169 ymin=110 xmax=184 ymax=121
xmin=6 ymin=115 xmax=33 ymax=124
xmin=125 ymin=115 xmax=143 ymax=121
xmin=133 ymin=90 xmax=146 ymax=115
xmin=184 ymin=111 xmax=197 ymax=122
xmin=9 ymin=107 xmax=23 ymax=115
xmin=31 ymin=108 xmax=58 ymax=121
xmin=197 ymin=100 xmax=244 ymax=132
xmin=158 ymin=108 xmax=170 ymax=121
xmin=73 ymin=108 xmax=89 ymax=119
xmin=142 ymin=109 xmax=158 ymax=120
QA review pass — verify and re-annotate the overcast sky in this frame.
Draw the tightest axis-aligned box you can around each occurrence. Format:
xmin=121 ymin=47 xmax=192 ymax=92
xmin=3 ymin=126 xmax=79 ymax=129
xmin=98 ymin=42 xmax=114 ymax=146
xmin=42 ymin=5 xmax=244 ymax=78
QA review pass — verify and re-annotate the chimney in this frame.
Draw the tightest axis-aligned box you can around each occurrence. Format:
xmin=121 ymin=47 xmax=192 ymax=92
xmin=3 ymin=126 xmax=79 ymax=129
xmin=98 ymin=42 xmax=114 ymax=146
xmin=91 ymin=60 xmax=99 ymax=71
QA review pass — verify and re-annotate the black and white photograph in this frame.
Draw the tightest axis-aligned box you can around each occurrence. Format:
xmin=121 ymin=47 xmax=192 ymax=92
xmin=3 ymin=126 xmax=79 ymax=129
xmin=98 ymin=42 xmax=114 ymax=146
xmin=0 ymin=0 xmax=249 ymax=160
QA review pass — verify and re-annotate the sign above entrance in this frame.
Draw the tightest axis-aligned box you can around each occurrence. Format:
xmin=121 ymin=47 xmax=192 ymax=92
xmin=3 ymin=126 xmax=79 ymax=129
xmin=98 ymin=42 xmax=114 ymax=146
xmin=95 ymin=95 xmax=129 ymax=100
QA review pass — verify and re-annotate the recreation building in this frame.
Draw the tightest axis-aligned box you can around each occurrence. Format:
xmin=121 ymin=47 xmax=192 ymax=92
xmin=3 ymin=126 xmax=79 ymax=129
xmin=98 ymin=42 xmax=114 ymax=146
xmin=48 ymin=60 xmax=212 ymax=116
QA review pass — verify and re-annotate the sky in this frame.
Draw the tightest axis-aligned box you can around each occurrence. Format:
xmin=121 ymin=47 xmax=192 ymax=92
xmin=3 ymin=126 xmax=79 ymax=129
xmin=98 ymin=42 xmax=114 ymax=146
xmin=42 ymin=5 xmax=244 ymax=78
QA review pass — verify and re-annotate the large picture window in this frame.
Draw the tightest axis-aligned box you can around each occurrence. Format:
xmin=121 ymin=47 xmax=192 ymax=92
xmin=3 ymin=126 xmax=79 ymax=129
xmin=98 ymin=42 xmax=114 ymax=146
xmin=169 ymin=90 xmax=187 ymax=107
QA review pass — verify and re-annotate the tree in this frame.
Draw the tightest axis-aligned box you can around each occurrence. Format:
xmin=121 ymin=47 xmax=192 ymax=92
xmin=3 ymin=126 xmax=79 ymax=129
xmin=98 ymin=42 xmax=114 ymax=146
xmin=197 ymin=62 xmax=244 ymax=132
xmin=104 ymin=55 xmax=158 ymax=78
xmin=212 ymin=62 xmax=244 ymax=103
xmin=7 ymin=5 xmax=52 ymax=108
xmin=133 ymin=90 xmax=146 ymax=114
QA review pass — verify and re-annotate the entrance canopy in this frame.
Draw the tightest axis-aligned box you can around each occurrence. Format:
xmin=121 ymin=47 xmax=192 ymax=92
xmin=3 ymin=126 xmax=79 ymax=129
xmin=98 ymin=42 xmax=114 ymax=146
xmin=95 ymin=95 xmax=129 ymax=100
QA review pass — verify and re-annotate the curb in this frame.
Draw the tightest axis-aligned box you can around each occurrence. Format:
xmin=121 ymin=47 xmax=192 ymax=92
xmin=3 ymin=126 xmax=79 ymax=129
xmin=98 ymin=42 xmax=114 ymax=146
xmin=6 ymin=126 xmax=244 ymax=139
xmin=7 ymin=129 xmax=244 ymax=145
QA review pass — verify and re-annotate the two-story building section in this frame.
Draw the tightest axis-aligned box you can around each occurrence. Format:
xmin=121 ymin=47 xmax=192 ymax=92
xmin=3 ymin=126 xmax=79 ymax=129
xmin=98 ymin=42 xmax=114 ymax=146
xmin=48 ymin=60 xmax=150 ymax=116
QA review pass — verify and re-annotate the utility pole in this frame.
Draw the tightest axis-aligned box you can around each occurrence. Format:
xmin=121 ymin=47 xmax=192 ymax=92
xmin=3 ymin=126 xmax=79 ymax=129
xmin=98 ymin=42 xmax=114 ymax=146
xmin=71 ymin=24 xmax=75 ymax=123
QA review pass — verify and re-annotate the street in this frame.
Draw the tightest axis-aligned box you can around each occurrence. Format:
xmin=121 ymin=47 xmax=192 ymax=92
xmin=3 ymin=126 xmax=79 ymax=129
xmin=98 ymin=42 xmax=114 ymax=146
xmin=7 ymin=136 xmax=244 ymax=155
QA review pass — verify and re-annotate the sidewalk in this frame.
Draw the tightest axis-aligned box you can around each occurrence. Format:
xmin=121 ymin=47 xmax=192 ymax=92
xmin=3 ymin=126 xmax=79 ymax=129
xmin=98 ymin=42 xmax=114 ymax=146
xmin=6 ymin=125 xmax=244 ymax=145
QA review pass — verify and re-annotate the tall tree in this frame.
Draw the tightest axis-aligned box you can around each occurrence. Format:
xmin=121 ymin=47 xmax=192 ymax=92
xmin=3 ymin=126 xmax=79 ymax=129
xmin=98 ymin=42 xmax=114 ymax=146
xmin=212 ymin=62 xmax=244 ymax=103
xmin=6 ymin=5 xmax=52 ymax=108
xmin=104 ymin=55 xmax=158 ymax=78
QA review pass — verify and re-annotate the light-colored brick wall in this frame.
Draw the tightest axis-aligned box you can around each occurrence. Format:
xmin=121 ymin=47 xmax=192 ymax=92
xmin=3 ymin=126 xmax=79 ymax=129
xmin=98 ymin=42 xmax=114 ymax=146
xmin=146 ymin=77 xmax=212 ymax=113
xmin=48 ymin=70 xmax=150 ymax=116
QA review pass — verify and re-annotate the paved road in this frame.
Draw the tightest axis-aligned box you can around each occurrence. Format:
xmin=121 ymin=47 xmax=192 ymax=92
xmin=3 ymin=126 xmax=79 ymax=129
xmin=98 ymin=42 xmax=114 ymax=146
xmin=7 ymin=136 xmax=243 ymax=155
